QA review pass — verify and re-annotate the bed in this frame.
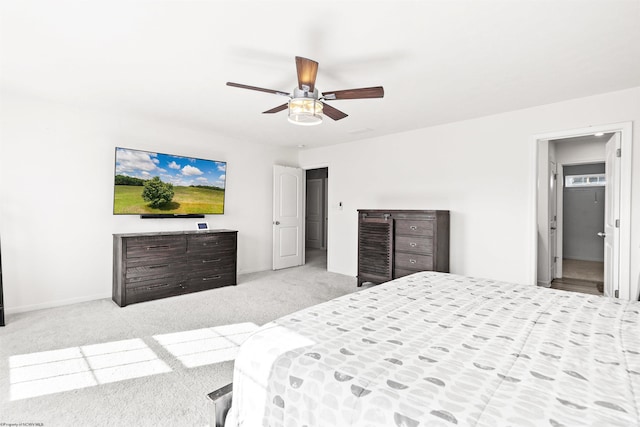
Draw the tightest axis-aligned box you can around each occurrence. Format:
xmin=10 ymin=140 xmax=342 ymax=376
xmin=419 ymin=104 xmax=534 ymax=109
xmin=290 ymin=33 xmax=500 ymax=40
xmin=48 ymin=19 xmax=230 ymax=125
xmin=222 ymin=272 xmax=640 ymax=426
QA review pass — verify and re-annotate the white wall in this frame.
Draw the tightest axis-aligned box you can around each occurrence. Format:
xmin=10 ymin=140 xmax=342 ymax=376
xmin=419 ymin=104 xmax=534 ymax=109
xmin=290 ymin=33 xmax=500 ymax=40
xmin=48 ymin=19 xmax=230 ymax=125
xmin=555 ymin=138 xmax=606 ymax=165
xmin=299 ymin=87 xmax=640 ymax=298
xmin=0 ymin=93 xmax=297 ymax=313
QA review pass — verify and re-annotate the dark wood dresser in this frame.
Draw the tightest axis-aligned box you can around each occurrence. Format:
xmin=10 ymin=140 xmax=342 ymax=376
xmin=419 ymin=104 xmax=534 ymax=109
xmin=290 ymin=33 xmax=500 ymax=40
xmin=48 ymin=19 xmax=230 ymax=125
xmin=113 ymin=230 xmax=237 ymax=307
xmin=357 ymin=210 xmax=449 ymax=286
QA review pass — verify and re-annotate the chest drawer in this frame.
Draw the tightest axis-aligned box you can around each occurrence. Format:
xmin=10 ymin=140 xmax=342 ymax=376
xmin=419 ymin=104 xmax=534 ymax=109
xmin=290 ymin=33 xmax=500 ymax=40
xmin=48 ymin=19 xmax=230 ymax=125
xmin=125 ymin=256 xmax=187 ymax=284
xmin=394 ymin=219 xmax=433 ymax=237
xmin=126 ymin=279 xmax=187 ymax=304
xmin=125 ymin=236 xmax=186 ymax=259
xmin=187 ymin=253 xmax=235 ymax=272
xmin=395 ymin=235 xmax=433 ymax=254
xmin=188 ymin=271 xmax=236 ymax=290
xmin=187 ymin=233 xmax=236 ymax=254
xmin=394 ymin=252 xmax=433 ymax=271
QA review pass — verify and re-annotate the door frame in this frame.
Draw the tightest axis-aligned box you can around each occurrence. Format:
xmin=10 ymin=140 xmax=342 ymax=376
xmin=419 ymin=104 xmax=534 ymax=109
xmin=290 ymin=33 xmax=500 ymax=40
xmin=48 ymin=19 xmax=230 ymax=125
xmin=302 ymin=163 xmax=330 ymax=268
xmin=556 ymin=163 xmax=564 ymax=279
xmin=529 ymin=122 xmax=632 ymax=299
xmin=549 ymin=160 xmax=557 ymax=282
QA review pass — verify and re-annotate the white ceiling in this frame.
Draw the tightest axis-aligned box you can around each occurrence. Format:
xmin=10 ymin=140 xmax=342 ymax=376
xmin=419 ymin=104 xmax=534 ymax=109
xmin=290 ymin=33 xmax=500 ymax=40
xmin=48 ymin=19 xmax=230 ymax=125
xmin=2 ymin=0 xmax=639 ymax=148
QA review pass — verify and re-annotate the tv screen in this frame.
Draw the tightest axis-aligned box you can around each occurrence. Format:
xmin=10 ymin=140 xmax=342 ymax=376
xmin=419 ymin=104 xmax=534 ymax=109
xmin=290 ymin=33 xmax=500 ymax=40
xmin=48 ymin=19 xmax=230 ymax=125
xmin=113 ymin=147 xmax=226 ymax=215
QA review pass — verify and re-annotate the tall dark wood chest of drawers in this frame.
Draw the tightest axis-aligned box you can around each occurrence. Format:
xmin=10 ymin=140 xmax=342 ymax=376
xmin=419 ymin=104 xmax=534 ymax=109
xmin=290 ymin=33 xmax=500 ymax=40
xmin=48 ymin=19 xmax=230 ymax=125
xmin=357 ymin=210 xmax=449 ymax=286
xmin=113 ymin=230 xmax=237 ymax=307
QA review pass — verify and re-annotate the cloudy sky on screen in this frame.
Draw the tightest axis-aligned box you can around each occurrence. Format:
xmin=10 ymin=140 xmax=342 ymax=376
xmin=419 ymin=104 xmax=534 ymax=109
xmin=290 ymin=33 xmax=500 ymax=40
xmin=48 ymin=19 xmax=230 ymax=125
xmin=115 ymin=148 xmax=226 ymax=188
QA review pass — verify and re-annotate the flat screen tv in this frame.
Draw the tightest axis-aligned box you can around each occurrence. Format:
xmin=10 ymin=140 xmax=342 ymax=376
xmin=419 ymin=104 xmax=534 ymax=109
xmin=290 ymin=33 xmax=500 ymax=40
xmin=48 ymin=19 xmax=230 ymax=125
xmin=113 ymin=147 xmax=226 ymax=216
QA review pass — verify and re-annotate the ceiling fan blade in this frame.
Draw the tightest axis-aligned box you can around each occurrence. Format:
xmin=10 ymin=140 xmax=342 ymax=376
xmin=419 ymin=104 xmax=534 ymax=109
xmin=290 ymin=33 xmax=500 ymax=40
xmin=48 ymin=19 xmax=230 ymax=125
xmin=295 ymin=56 xmax=319 ymax=92
xmin=322 ymin=102 xmax=348 ymax=121
xmin=226 ymin=82 xmax=290 ymax=97
xmin=322 ymin=86 xmax=384 ymax=100
xmin=263 ymin=103 xmax=288 ymax=114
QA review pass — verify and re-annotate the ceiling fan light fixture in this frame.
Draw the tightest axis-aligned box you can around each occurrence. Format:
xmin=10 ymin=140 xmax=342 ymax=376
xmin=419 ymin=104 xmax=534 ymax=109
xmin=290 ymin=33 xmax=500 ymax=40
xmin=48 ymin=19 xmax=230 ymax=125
xmin=288 ymin=98 xmax=323 ymax=126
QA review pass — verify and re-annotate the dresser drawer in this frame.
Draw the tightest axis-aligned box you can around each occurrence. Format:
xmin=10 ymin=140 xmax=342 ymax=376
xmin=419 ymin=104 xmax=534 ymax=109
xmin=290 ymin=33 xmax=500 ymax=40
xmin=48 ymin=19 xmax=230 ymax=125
xmin=395 ymin=235 xmax=433 ymax=254
xmin=188 ymin=272 xmax=236 ymax=290
xmin=394 ymin=220 xmax=433 ymax=237
xmin=187 ymin=233 xmax=236 ymax=254
xmin=125 ymin=257 xmax=187 ymax=284
xmin=394 ymin=252 xmax=433 ymax=271
xmin=126 ymin=254 xmax=186 ymax=269
xmin=125 ymin=236 xmax=186 ymax=259
xmin=125 ymin=278 xmax=187 ymax=304
xmin=188 ymin=254 xmax=235 ymax=272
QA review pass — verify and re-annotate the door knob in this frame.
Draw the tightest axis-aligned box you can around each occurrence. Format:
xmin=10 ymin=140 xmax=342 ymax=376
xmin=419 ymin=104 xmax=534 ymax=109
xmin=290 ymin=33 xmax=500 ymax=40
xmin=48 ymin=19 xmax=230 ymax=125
xmin=273 ymin=221 xmax=280 ymax=225
xmin=597 ymin=232 xmax=606 ymax=238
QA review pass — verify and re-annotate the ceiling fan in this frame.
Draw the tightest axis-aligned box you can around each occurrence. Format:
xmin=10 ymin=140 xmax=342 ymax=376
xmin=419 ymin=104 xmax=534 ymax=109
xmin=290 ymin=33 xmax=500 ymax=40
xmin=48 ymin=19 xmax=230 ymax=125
xmin=226 ymin=56 xmax=384 ymax=126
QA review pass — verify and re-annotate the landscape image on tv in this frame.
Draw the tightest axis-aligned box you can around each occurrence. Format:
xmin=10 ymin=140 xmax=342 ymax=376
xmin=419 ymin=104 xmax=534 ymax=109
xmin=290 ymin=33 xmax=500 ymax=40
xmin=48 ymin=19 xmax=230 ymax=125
xmin=114 ymin=147 xmax=226 ymax=215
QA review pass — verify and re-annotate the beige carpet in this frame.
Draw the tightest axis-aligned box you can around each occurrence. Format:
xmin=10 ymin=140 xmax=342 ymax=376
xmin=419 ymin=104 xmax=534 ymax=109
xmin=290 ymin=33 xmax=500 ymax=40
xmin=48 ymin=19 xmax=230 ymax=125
xmin=562 ymin=258 xmax=604 ymax=283
xmin=0 ymin=249 xmax=361 ymax=427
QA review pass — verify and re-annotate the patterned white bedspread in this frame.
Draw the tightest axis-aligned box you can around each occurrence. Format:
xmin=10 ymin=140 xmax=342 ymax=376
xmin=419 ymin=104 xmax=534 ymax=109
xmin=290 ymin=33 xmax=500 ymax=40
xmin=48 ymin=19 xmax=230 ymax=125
xmin=225 ymin=272 xmax=640 ymax=426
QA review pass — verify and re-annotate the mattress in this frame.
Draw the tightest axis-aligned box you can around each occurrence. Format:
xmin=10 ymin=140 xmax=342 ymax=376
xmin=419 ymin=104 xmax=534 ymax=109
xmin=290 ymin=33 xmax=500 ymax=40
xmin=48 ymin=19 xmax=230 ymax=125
xmin=225 ymin=272 xmax=640 ymax=426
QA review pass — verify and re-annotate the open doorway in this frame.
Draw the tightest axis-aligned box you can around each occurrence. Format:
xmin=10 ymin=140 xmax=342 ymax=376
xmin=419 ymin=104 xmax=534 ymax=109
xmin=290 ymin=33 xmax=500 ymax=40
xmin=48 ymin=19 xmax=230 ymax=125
xmin=305 ymin=167 xmax=328 ymax=269
xmin=540 ymin=133 xmax=610 ymax=295
xmin=534 ymin=123 xmax=632 ymax=299
xmin=554 ymin=160 xmax=606 ymax=295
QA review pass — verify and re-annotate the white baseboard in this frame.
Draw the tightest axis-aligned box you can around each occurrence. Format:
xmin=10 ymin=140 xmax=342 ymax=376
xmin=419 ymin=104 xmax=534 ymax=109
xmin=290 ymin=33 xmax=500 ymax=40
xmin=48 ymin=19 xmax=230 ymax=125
xmin=5 ymin=293 xmax=112 ymax=315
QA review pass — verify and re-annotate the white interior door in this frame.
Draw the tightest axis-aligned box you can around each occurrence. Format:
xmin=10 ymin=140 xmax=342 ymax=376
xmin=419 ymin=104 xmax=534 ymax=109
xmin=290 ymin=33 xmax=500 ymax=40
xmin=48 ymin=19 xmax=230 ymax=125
xmin=273 ymin=165 xmax=303 ymax=270
xmin=305 ymin=178 xmax=323 ymax=249
xmin=323 ymin=177 xmax=328 ymax=250
xmin=555 ymin=164 xmax=564 ymax=279
xmin=603 ymin=133 xmax=620 ymax=297
xmin=549 ymin=161 xmax=558 ymax=280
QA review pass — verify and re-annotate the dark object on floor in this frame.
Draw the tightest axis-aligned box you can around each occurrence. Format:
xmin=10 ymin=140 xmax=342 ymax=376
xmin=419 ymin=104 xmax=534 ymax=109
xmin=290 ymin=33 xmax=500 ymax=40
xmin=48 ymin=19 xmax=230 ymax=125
xmin=597 ymin=282 xmax=604 ymax=293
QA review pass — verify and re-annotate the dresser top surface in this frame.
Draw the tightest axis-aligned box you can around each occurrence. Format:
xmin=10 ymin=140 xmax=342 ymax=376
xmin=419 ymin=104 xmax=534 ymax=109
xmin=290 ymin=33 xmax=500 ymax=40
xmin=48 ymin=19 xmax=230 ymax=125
xmin=114 ymin=229 xmax=237 ymax=238
xmin=357 ymin=209 xmax=448 ymax=212
xmin=357 ymin=209 xmax=449 ymax=215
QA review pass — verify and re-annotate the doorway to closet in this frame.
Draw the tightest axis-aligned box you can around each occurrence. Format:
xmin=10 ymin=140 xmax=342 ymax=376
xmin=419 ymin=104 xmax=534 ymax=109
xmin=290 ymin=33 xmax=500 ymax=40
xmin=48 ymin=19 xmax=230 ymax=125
xmin=305 ymin=167 xmax=328 ymax=270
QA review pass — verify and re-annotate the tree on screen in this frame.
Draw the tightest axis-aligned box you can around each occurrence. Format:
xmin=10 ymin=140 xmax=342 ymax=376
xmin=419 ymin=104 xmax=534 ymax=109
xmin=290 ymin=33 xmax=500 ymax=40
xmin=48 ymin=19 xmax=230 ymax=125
xmin=142 ymin=177 xmax=174 ymax=208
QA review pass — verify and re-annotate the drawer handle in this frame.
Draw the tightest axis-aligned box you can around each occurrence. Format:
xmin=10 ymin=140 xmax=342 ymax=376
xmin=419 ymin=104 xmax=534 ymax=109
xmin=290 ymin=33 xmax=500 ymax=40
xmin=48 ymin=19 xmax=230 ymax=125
xmin=202 ymin=242 xmax=219 ymax=246
xmin=409 ymin=226 xmax=418 ymax=230
xmin=202 ymin=275 xmax=222 ymax=281
xmin=202 ymin=258 xmax=222 ymax=263
xmin=409 ymin=242 xmax=417 ymax=247
xmin=409 ymin=259 xmax=417 ymax=264
xmin=146 ymin=245 xmax=169 ymax=250
xmin=149 ymin=264 xmax=169 ymax=269
xmin=147 ymin=283 xmax=171 ymax=290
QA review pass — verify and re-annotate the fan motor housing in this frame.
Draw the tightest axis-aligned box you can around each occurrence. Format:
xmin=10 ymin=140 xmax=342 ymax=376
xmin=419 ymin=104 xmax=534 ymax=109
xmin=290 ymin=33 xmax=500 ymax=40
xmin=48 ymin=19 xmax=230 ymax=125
xmin=293 ymin=87 xmax=319 ymax=100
